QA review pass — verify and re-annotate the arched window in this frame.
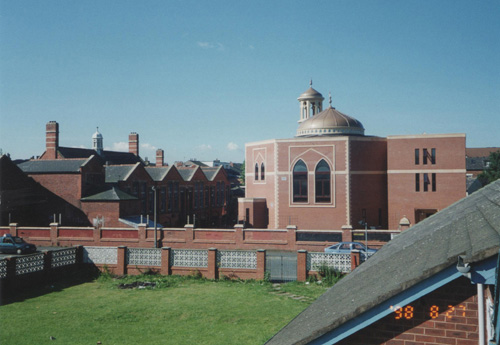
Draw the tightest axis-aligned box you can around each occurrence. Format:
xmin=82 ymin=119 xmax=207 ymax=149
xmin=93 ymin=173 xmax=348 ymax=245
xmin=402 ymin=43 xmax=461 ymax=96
xmin=255 ymin=163 xmax=259 ymax=181
xmin=261 ymin=163 xmax=265 ymax=180
xmin=293 ymin=160 xmax=308 ymax=202
xmin=315 ymin=160 xmax=331 ymax=203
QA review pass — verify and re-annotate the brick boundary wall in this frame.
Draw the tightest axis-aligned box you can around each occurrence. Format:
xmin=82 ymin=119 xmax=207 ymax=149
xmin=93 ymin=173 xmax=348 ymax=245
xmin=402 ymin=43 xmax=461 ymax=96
xmin=93 ymin=246 xmax=267 ymax=281
xmin=1 ymin=223 xmax=399 ymax=253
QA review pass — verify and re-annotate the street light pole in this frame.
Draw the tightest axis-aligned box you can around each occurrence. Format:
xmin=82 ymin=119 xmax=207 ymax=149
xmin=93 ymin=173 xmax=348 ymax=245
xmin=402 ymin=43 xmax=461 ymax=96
xmin=152 ymin=186 xmax=157 ymax=248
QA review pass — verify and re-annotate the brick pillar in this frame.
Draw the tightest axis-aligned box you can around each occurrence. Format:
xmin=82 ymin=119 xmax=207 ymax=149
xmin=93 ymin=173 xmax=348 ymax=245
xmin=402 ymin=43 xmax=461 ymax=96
xmin=75 ymin=245 xmax=84 ymax=266
xmin=350 ymin=250 xmax=360 ymax=271
xmin=287 ymin=225 xmax=297 ymax=250
xmin=50 ymin=223 xmax=58 ymax=246
xmin=256 ymin=249 xmax=266 ymax=280
xmin=185 ymin=224 xmax=194 ymax=246
xmin=234 ymin=224 xmax=244 ymax=247
xmin=207 ymin=248 xmax=217 ymax=280
xmin=297 ymin=250 xmax=308 ymax=282
xmin=93 ymin=225 xmax=101 ymax=245
xmin=43 ymin=250 xmax=53 ymax=280
xmin=138 ymin=224 xmax=147 ymax=246
xmin=116 ymin=246 xmax=127 ymax=276
xmin=341 ymin=225 xmax=353 ymax=242
xmin=9 ymin=223 xmax=18 ymax=236
xmin=161 ymin=247 xmax=171 ymax=276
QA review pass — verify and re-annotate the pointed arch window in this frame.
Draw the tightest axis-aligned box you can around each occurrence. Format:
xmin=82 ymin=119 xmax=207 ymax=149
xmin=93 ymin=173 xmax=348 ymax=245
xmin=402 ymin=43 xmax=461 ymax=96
xmin=315 ymin=160 xmax=331 ymax=203
xmin=255 ymin=163 xmax=259 ymax=181
xmin=261 ymin=163 xmax=265 ymax=181
xmin=293 ymin=160 xmax=308 ymax=202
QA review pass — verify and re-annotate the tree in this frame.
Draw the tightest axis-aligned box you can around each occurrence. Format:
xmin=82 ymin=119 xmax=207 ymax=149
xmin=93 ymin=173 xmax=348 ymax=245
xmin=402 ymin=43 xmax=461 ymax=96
xmin=239 ymin=160 xmax=245 ymax=186
xmin=478 ymin=151 xmax=500 ymax=186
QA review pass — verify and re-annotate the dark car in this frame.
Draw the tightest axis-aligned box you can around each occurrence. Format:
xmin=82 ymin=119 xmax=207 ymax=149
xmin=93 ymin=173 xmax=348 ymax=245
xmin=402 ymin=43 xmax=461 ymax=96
xmin=324 ymin=241 xmax=377 ymax=255
xmin=0 ymin=234 xmax=37 ymax=254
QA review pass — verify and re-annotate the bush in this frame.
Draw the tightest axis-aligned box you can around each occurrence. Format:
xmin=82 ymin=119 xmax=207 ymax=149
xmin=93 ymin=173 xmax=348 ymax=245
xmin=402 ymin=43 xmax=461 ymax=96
xmin=317 ymin=263 xmax=343 ymax=286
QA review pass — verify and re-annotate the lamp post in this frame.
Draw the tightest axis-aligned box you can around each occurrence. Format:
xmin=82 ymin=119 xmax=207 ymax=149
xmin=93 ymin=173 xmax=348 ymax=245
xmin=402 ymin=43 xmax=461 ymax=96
xmin=152 ymin=186 xmax=157 ymax=248
xmin=359 ymin=220 xmax=368 ymax=257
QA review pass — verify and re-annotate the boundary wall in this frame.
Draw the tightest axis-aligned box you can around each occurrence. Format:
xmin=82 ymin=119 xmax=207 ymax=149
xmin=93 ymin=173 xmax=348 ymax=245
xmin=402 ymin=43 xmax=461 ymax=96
xmin=0 ymin=223 xmax=399 ymax=252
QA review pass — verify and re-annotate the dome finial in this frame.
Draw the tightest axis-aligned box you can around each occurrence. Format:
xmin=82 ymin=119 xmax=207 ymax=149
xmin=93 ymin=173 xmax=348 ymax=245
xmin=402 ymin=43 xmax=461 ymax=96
xmin=310 ymin=79 xmax=313 ymax=87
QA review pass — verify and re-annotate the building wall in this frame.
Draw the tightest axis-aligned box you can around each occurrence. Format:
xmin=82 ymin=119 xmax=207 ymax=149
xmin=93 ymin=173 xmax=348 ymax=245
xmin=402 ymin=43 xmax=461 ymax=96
xmin=244 ymin=134 xmax=466 ymax=231
xmin=387 ymin=134 xmax=466 ymax=229
xmin=349 ymin=138 xmax=388 ymax=229
xmin=337 ymin=276 xmax=480 ymax=345
xmin=81 ymin=201 xmax=122 ymax=227
xmin=30 ymin=173 xmax=82 ymax=209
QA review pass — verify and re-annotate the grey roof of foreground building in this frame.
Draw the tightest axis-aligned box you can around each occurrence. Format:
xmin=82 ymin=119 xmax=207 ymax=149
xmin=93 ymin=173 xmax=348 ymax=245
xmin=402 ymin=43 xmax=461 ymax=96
xmin=18 ymin=158 xmax=90 ymax=173
xmin=265 ymin=179 xmax=500 ymax=345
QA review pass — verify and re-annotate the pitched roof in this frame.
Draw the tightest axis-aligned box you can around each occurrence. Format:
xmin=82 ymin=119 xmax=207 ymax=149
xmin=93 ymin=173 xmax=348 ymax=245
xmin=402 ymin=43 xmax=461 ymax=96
xmin=177 ymin=167 xmax=197 ymax=181
xmin=57 ymin=146 xmax=143 ymax=165
xmin=18 ymin=158 xmax=89 ymax=173
xmin=266 ymin=180 xmax=500 ymax=345
xmin=81 ymin=186 xmax=137 ymax=201
xmin=201 ymin=166 xmax=223 ymax=181
xmin=105 ymin=165 xmax=137 ymax=183
xmin=184 ymin=160 xmax=209 ymax=167
xmin=145 ymin=166 xmax=172 ymax=181
xmin=466 ymin=147 xmax=500 ymax=158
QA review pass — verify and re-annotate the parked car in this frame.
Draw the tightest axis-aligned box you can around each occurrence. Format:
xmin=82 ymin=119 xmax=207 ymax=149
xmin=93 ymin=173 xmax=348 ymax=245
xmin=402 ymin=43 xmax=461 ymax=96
xmin=0 ymin=234 xmax=37 ymax=254
xmin=324 ymin=241 xmax=377 ymax=254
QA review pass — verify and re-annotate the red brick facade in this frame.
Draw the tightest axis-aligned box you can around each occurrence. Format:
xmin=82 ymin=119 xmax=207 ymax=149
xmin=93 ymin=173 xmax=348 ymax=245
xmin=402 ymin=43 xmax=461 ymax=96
xmin=242 ymin=134 xmax=466 ymax=231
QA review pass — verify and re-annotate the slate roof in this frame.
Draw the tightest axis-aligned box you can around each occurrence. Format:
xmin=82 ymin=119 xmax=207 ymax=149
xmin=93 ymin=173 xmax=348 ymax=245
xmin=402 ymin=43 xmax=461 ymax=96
xmin=105 ymin=165 xmax=137 ymax=183
xmin=18 ymin=159 xmax=89 ymax=173
xmin=56 ymin=146 xmax=143 ymax=165
xmin=145 ymin=166 xmax=172 ymax=181
xmin=81 ymin=186 xmax=137 ymax=201
xmin=467 ymin=156 xmax=488 ymax=171
xmin=266 ymin=179 xmax=500 ymax=345
xmin=177 ymin=167 xmax=197 ymax=181
xmin=201 ymin=166 xmax=223 ymax=181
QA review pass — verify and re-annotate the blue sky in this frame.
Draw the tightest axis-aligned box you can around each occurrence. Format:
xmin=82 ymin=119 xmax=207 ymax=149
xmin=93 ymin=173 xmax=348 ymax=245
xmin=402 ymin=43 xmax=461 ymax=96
xmin=1 ymin=1 xmax=499 ymax=163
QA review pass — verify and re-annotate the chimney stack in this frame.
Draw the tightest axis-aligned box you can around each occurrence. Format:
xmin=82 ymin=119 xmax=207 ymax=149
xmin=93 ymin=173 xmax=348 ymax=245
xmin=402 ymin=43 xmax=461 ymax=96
xmin=45 ymin=121 xmax=59 ymax=159
xmin=129 ymin=132 xmax=139 ymax=156
xmin=156 ymin=149 xmax=164 ymax=167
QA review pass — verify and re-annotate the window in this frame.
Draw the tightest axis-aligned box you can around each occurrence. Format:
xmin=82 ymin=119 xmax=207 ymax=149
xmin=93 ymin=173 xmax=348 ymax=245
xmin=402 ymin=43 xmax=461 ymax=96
xmin=160 ymin=187 xmax=166 ymax=213
xmin=415 ymin=173 xmax=420 ymax=192
xmin=293 ymin=160 xmax=308 ymax=202
xmin=168 ymin=182 xmax=173 ymax=211
xmin=423 ymin=148 xmax=436 ymax=165
xmin=423 ymin=173 xmax=430 ymax=192
xmin=415 ymin=149 xmax=419 ymax=165
xmin=315 ymin=160 xmax=331 ymax=203
xmin=432 ymin=173 xmax=436 ymax=192
xmin=255 ymin=164 xmax=259 ymax=181
xmin=261 ymin=163 xmax=265 ymax=181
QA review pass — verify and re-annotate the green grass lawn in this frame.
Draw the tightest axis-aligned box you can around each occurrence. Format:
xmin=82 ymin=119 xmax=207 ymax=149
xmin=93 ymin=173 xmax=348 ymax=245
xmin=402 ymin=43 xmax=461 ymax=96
xmin=1 ymin=273 xmax=330 ymax=345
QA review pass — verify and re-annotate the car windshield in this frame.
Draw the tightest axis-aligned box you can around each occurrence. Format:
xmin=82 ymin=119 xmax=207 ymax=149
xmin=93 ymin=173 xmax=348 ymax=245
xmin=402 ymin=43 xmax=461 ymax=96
xmin=13 ymin=237 xmax=25 ymax=244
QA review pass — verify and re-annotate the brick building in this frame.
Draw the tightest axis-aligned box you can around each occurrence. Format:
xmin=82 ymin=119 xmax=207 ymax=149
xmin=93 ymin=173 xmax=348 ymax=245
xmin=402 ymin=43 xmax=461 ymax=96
xmin=266 ymin=179 xmax=500 ymax=345
xmin=12 ymin=122 xmax=230 ymax=228
xmin=240 ymin=85 xmax=466 ymax=231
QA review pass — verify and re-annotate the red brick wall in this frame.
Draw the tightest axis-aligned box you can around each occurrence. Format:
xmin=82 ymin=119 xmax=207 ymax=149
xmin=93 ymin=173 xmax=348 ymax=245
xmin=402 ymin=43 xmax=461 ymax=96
xmin=31 ymin=173 xmax=82 ymax=208
xmin=337 ymin=276 xmax=480 ymax=345
xmin=387 ymin=135 xmax=466 ymax=229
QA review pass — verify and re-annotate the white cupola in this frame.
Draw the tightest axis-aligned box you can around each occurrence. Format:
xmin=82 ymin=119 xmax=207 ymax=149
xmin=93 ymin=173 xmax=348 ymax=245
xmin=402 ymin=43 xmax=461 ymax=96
xmin=92 ymin=127 xmax=103 ymax=155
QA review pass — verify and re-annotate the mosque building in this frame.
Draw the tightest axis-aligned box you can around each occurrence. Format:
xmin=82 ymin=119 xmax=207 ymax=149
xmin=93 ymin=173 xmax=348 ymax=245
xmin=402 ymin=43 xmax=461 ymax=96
xmin=239 ymin=83 xmax=466 ymax=231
